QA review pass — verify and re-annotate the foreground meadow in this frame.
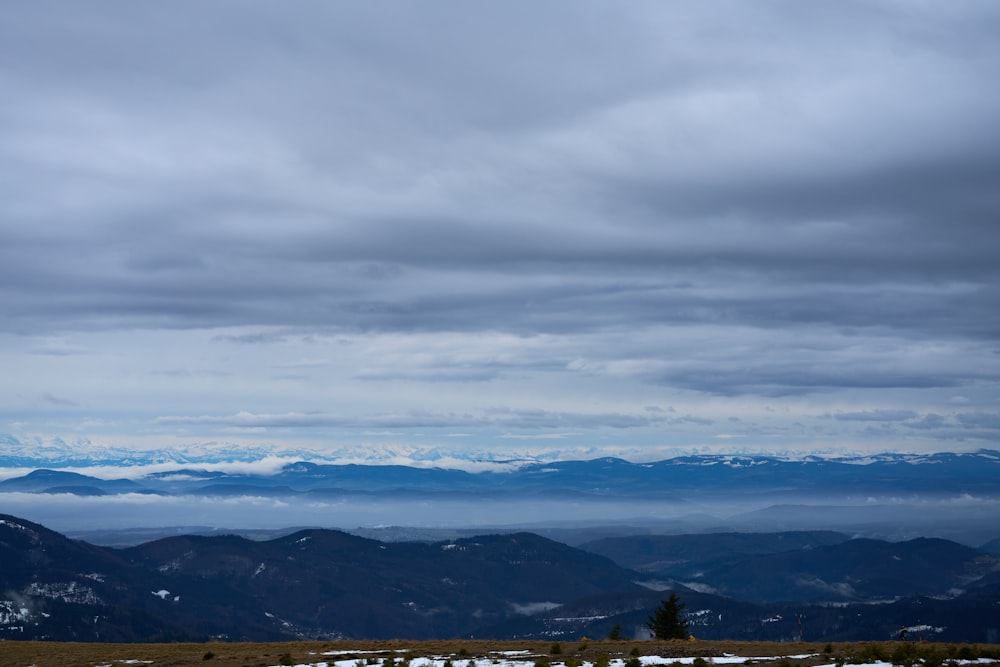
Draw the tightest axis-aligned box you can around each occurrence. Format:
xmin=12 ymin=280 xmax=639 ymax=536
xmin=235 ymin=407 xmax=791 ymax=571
xmin=2 ymin=639 xmax=999 ymax=667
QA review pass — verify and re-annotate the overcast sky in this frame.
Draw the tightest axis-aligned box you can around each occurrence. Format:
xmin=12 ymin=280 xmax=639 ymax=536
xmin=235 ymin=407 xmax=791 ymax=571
xmin=2 ymin=1 xmax=999 ymax=466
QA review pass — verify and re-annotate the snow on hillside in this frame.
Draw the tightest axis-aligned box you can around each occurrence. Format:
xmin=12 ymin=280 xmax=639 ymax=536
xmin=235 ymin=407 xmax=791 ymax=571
xmin=2 ymin=434 xmax=998 ymax=480
xmin=0 ymin=436 xmax=548 ymax=477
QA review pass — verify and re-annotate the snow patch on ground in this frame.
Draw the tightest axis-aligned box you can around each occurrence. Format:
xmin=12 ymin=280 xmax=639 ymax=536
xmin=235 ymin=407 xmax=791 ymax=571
xmin=0 ymin=518 xmax=39 ymax=541
xmin=158 ymin=559 xmax=182 ymax=573
xmin=902 ymin=623 xmax=945 ymax=635
xmin=0 ymin=601 xmax=31 ymax=626
xmin=686 ymin=609 xmax=721 ymax=626
xmin=27 ymin=581 xmax=100 ymax=604
xmin=274 ymin=654 xmax=832 ymax=667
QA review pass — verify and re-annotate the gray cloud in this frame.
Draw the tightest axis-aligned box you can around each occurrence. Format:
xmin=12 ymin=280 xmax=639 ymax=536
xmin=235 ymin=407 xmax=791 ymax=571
xmin=956 ymin=412 xmax=1000 ymax=431
xmin=831 ymin=410 xmax=919 ymax=423
xmin=152 ymin=408 xmax=669 ymax=433
xmin=40 ymin=393 xmax=78 ymax=408
xmin=1 ymin=1 xmax=999 ymax=457
xmin=906 ymin=414 xmax=950 ymax=431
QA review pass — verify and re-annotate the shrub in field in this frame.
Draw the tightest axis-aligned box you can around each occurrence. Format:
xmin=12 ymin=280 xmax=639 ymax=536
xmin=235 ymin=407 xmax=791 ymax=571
xmin=855 ymin=643 xmax=887 ymax=664
xmin=890 ymin=642 xmax=919 ymax=667
xmin=920 ymin=646 xmax=944 ymax=667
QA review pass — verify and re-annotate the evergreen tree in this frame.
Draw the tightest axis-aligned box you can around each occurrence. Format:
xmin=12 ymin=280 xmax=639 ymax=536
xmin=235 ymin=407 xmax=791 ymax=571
xmin=646 ymin=593 xmax=689 ymax=639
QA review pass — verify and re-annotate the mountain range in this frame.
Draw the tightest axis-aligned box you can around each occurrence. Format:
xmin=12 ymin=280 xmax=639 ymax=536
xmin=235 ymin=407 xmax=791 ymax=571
xmin=2 ymin=514 xmax=999 ymax=643
xmin=6 ymin=451 xmax=1000 ymax=548
xmin=3 ymin=450 xmax=1000 ymax=499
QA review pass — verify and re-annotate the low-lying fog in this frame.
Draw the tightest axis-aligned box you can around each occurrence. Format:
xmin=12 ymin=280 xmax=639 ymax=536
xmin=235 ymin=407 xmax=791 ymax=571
xmin=4 ymin=491 xmax=998 ymax=546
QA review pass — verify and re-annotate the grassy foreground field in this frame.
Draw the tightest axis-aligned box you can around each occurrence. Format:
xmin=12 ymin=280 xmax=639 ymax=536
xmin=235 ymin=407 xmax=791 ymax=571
xmin=2 ymin=639 xmax=999 ymax=667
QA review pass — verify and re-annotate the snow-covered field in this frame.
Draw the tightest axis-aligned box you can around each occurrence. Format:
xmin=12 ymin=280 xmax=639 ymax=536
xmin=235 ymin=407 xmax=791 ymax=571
xmin=23 ymin=645 xmax=1000 ymax=667
xmin=264 ymin=653 xmax=1000 ymax=667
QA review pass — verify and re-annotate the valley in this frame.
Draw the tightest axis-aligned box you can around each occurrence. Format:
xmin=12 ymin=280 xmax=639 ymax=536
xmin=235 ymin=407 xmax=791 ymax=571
xmin=2 ymin=514 xmax=998 ymax=644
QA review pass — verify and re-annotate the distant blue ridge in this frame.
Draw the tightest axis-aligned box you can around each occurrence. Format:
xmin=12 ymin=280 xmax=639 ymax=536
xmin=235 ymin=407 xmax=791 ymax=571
xmin=2 ymin=449 xmax=999 ymax=499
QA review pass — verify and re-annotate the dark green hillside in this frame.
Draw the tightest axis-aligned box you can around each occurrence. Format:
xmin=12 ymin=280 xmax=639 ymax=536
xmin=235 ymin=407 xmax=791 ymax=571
xmin=582 ymin=531 xmax=848 ymax=576
xmin=122 ymin=530 xmax=643 ymax=639
xmin=696 ymin=537 xmax=993 ymax=603
xmin=3 ymin=514 xmax=1000 ymax=643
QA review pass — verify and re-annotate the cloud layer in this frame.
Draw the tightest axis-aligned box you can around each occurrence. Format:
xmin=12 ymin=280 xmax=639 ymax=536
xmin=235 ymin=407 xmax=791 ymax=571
xmin=2 ymin=2 xmax=999 ymax=460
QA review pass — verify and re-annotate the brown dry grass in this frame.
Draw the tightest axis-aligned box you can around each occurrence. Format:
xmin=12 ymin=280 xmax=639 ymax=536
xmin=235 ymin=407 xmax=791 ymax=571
xmin=0 ymin=639 xmax=996 ymax=667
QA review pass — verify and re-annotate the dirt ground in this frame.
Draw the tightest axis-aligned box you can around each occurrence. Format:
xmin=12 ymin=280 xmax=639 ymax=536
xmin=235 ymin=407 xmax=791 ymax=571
xmin=1 ymin=639 xmax=996 ymax=667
